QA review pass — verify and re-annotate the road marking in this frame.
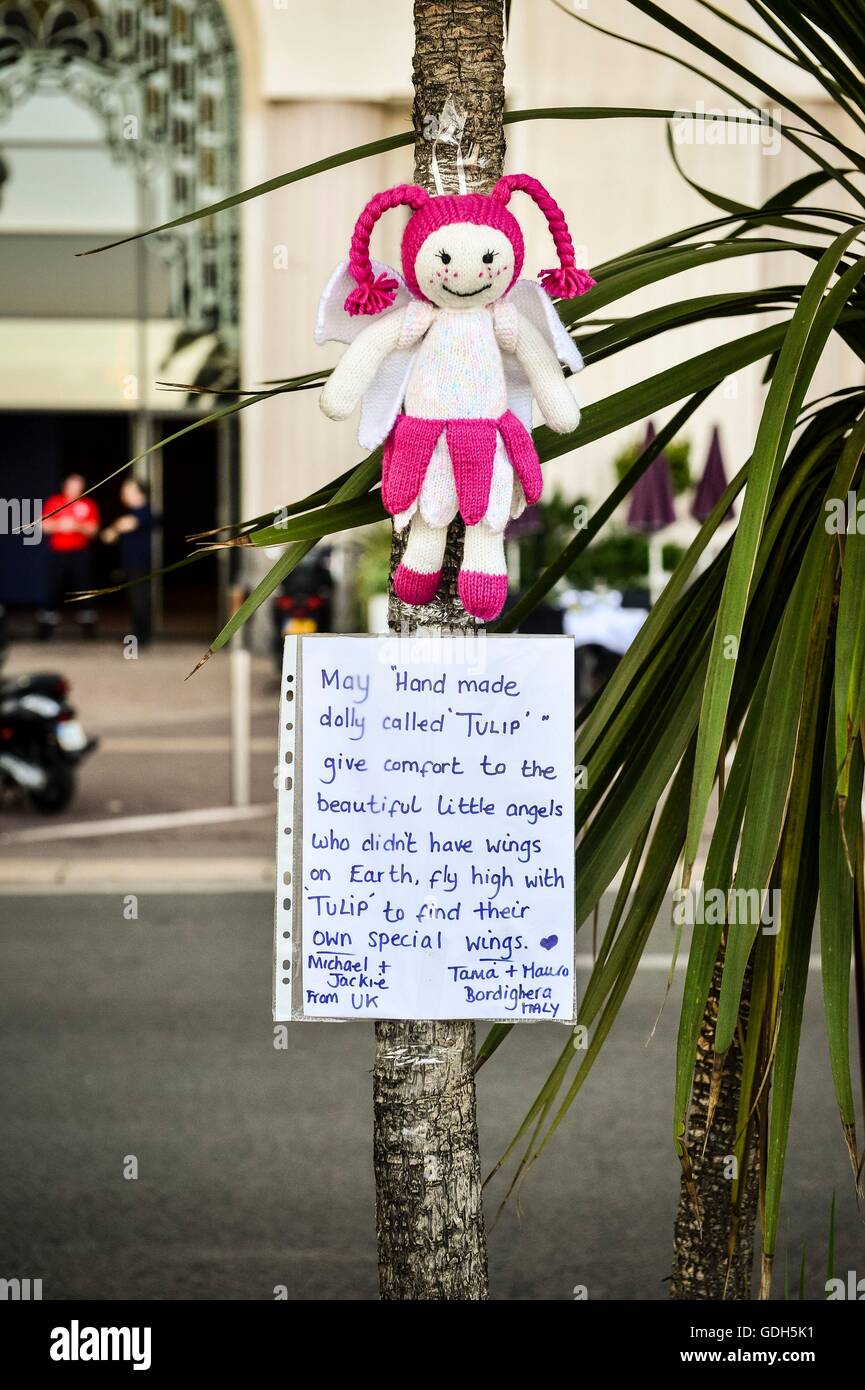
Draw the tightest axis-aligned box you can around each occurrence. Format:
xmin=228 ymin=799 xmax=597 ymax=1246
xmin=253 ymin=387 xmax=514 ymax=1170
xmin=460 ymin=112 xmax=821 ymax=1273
xmin=0 ymin=804 xmax=274 ymax=844
xmin=0 ymin=855 xmax=274 ymax=892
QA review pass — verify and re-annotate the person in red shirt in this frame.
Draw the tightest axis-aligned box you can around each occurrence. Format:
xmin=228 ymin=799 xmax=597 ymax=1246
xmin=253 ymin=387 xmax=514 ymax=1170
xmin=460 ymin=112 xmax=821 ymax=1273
xmin=38 ymin=474 xmax=101 ymax=638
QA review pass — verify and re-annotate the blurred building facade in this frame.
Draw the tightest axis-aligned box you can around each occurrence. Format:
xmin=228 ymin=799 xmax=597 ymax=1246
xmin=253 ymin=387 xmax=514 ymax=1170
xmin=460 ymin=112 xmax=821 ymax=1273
xmin=0 ymin=0 xmax=858 ymax=631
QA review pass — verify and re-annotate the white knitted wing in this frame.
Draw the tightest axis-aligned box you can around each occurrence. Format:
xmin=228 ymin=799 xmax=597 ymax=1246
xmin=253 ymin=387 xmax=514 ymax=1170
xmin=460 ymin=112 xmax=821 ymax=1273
xmin=501 ymin=352 xmax=533 ymax=431
xmin=315 ymin=259 xmax=411 ymax=345
xmin=510 ymin=279 xmax=584 ymax=374
xmin=357 ymin=348 xmax=417 ymax=452
xmin=317 ymin=259 xmax=417 ymax=451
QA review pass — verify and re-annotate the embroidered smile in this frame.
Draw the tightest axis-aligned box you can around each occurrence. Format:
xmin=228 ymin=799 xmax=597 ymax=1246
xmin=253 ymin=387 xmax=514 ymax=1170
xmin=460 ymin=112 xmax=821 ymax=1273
xmin=440 ymin=283 xmax=493 ymax=298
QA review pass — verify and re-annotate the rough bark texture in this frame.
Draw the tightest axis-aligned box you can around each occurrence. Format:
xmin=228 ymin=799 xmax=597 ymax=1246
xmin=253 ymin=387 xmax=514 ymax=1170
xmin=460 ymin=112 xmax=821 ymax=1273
xmin=670 ymin=951 xmax=759 ymax=1300
xmin=411 ymin=0 xmax=506 ymax=199
xmin=374 ymin=1021 xmax=488 ymax=1299
xmin=372 ymin=0 xmax=505 ymax=1301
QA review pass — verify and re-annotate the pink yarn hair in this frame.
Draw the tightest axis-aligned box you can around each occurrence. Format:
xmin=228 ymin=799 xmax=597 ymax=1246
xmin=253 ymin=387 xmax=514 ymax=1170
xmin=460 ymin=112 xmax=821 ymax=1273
xmin=491 ymin=174 xmax=596 ymax=298
xmin=345 ymin=184 xmax=429 ymax=315
xmin=344 ymin=174 xmax=595 ymax=315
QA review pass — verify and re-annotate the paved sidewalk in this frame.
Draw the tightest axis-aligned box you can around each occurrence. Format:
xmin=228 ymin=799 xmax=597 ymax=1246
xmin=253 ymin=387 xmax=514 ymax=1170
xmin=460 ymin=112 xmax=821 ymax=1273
xmin=0 ymin=641 xmax=279 ymax=867
xmin=0 ymin=855 xmax=274 ymax=893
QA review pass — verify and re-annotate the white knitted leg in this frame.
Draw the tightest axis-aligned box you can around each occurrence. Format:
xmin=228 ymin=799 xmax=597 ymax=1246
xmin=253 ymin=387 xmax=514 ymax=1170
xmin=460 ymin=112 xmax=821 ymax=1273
xmin=394 ymin=516 xmax=448 ymax=607
xmin=462 ymin=522 xmax=506 ymax=575
xmin=402 ymin=516 xmax=448 ymax=574
xmin=458 ymin=523 xmax=508 ymax=621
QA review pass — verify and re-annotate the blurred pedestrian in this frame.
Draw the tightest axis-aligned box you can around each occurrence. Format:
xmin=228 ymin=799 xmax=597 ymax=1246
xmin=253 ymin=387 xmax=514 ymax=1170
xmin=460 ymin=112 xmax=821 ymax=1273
xmin=37 ymin=473 xmax=100 ymax=639
xmin=101 ymin=479 xmax=153 ymax=646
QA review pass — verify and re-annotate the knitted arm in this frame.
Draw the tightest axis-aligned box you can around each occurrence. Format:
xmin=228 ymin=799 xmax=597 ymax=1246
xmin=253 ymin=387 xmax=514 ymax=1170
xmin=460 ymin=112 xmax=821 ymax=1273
xmin=512 ymin=312 xmax=580 ymax=435
xmin=319 ymin=308 xmax=408 ymax=421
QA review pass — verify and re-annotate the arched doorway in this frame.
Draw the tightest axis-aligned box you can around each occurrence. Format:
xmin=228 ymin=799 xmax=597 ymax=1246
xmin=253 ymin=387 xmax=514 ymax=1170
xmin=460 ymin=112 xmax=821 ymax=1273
xmin=0 ymin=0 xmax=241 ymax=638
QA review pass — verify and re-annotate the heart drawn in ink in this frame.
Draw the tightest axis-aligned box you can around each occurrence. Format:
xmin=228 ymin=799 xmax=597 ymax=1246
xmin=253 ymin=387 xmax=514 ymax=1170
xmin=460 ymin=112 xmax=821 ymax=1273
xmin=540 ymin=935 xmax=558 ymax=951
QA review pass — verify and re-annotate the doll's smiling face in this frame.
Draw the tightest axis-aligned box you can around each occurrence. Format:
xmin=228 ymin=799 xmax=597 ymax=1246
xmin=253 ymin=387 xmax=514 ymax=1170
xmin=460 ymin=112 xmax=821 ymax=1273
xmin=414 ymin=224 xmax=515 ymax=309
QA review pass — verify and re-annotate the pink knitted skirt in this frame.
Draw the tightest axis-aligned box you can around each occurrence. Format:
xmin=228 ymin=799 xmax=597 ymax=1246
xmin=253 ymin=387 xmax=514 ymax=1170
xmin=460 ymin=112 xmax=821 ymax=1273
xmin=381 ymin=411 xmax=542 ymax=530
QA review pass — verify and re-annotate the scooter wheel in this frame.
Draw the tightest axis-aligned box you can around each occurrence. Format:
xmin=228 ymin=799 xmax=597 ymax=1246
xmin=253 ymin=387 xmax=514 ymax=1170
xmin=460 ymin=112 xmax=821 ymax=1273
xmin=28 ymin=763 xmax=75 ymax=814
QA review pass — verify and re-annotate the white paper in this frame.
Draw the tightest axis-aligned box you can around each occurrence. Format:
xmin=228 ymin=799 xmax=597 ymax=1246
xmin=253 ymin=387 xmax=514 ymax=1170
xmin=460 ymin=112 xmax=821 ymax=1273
xmin=277 ymin=633 xmax=575 ymax=1022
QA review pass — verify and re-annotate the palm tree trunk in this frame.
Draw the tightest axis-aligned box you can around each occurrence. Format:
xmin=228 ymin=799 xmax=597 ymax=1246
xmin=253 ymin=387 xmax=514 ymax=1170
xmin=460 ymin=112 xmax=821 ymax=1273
xmin=670 ymin=950 xmax=759 ymax=1299
xmin=372 ymin=0 xmax=505 ymax=1301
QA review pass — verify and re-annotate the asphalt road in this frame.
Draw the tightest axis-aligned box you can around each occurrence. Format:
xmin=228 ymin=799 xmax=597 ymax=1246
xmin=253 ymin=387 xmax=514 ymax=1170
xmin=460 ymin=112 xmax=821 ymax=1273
xmin=1 ymin=891 xmax=862 ymax=1301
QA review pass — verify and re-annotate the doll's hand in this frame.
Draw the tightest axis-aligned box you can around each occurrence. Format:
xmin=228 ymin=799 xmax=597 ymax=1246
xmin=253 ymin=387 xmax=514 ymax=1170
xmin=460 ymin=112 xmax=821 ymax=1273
xmin=320 ymin=373 xmax=359 ymax=421
xmin=539 ymin=382 xmax=580 ymax=435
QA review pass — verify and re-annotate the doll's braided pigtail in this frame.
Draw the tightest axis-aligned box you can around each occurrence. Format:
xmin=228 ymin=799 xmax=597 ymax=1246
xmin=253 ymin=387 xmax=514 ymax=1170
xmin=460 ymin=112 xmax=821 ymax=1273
xmin=344 ymin=184 xmax=430 ymax=315
xmin=491 ymin=173 xmax=595 ymax=299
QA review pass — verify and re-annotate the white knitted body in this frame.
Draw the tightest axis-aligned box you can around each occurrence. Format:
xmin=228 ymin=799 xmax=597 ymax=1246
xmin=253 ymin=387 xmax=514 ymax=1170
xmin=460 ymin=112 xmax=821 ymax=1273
xmin=402 ymin=303 xmax=508 ymax=418
xmin=389 ymin=300 xmax=526 ymax=534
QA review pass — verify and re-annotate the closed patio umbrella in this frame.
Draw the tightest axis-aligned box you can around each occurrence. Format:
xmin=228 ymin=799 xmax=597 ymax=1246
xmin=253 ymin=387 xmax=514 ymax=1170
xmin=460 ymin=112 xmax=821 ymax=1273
xmin=627 ymin=421 xmax=676 ymax=532
xmin=626 ymin=421 xmax=676 ymax=604
xmin=692 ymin=424 xmax=735 ymax=523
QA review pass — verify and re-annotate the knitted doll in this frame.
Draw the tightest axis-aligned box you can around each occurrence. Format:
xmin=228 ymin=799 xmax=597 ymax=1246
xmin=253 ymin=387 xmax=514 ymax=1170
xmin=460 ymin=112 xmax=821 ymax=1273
xmin=317 ymin=174 xmax=594 ymax=622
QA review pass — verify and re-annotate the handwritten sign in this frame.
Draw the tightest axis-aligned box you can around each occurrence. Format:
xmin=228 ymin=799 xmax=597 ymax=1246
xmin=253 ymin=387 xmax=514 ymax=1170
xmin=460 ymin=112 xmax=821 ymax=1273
xmin=274 ymin=634 xmax=575 ymax=1022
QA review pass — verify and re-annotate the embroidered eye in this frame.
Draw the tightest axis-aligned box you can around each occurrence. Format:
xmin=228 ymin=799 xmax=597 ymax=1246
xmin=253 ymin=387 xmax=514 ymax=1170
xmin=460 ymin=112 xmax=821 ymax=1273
xmin=482 ymin=251 xmax=497 ymax=264
xmin=437 ymin=250 xmax=451 ymax=264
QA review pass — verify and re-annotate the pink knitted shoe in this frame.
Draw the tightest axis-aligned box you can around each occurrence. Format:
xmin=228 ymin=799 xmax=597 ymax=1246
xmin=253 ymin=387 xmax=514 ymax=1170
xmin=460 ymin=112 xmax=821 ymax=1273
xmin=458 ymin=570 xmax=508 ymax=622
xmin=393 ymin=563 xmax=442 ymax=607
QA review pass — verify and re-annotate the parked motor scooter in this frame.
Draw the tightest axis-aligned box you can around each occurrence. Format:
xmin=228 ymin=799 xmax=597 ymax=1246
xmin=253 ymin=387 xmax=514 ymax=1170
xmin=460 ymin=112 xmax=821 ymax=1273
xmin=271 ymin=550 xmax=333 ymax=666
xmin=0 ymin=605 xmax=97 ymax=813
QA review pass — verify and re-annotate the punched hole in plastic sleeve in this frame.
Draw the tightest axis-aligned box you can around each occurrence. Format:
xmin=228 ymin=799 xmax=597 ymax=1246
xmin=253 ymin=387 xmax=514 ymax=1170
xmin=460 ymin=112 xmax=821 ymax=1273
xmin=273 ymin=636 xmax=300 ymax=1021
